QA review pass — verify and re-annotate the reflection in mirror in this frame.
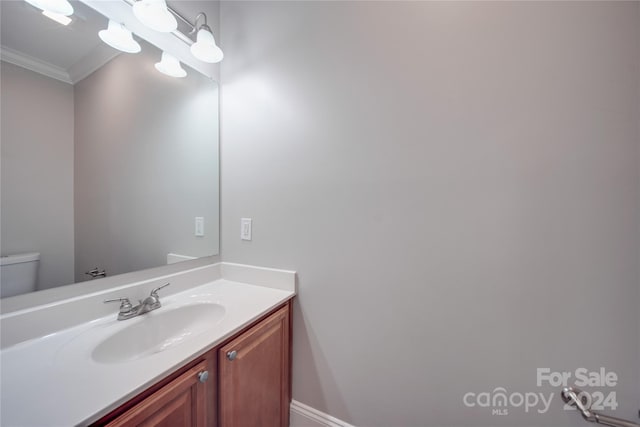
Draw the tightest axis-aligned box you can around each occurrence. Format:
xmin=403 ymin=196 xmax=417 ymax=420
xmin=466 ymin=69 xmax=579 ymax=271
xmin=0 ymin=1 xmax=219 ymax=298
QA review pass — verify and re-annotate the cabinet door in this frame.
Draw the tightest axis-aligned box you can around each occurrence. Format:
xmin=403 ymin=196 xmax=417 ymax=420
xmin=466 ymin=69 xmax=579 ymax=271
xmin=106 ymin=361 xmax=210 ymax=427
xmin=219 ymin=304 xmax=291 ymax=427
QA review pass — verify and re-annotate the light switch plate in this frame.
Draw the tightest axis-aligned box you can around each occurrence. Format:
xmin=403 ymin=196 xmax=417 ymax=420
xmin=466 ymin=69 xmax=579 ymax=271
xmin=241 ymin=218 xmax=252 ymax=241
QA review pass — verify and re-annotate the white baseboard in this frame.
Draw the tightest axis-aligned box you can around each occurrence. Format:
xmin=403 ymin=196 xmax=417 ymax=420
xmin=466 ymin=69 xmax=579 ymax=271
xmin=290 ymin=400 xmax=355 ymax=427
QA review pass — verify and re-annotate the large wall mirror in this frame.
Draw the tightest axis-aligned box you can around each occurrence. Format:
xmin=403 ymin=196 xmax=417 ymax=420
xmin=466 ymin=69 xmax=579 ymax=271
xmin=0 ymin=0 xmax=220 ymax=298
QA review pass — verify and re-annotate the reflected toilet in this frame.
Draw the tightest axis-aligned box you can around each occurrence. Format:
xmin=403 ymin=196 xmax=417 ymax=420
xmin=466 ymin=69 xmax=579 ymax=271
xmin=0 ymin=252 xmax=39 ymax=298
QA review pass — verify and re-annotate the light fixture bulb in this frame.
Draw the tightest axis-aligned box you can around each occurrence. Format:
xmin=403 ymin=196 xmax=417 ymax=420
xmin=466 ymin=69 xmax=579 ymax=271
xmin=98 ymin=20 xmax=141 ymax=54
xmin=155 ymin=52 xmax=187 ymax=78
xmin=190 ymin=27 xmax=223 ymax=63
xmin=25 ymin=0 xmax=73 ymax=16
xmin=132 ymin=0 xmax=177 ymax=33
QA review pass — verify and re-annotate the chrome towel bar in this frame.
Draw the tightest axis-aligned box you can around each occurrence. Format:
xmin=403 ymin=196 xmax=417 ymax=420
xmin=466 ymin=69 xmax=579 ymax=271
xmin=561 ymin=387 xmax=640 ymax=427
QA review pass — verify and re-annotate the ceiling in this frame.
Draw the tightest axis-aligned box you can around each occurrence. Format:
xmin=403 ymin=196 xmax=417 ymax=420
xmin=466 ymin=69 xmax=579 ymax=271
xmin=0 ymin=0 xmax=119 ymax=84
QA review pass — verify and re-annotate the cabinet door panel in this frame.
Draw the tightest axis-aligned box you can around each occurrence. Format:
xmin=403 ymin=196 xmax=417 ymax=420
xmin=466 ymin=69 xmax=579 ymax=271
xmin=219 ymin=305 xmax=290 ymax=427
xmin=107 ymin=361 xmax=208 ymax=427
xmin=139 ymin=391 xmax=192 ymax=427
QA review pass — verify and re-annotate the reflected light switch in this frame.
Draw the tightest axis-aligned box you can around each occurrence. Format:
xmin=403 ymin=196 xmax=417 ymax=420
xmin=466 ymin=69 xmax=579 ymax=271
xmin=195 ymin=217 xmax=204 ymax=237
xmin=241 ymin=218 xmax=252 ymax=241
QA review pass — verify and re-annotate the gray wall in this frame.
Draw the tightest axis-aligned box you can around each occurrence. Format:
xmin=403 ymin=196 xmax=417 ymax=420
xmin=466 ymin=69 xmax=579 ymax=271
xmin=74 ymin=44 xmax=219 ymax=282
xmin=1 ymin=61 xmax=75 ymax=290
xmin=219 ymin=2 xmax=640 ymax=426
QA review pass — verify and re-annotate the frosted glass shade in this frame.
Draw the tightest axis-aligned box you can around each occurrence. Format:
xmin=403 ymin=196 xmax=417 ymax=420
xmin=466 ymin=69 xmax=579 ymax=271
xmin=190 ymin=27 xmax=223 ymax=63
xmin=155 ymin=52 xmax=187 ymax=78
xmin=99 ymin=21 xmax=141 ymax=54
xmin=132 ymin=0 xmax=177 ymax=33
xmin=25 ymin=0 xmax=73 ymax=16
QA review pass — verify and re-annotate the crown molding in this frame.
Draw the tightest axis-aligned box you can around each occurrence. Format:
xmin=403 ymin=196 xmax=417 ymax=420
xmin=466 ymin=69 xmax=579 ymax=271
xmin=0 ymin=45 xmax=120 ymax=85
xmin=0 ymin=45 xmax=72 ymax=84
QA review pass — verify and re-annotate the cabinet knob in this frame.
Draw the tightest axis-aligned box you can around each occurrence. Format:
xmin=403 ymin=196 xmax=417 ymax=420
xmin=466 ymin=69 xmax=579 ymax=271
xmin=226 ymin=350 xmax=237 ymax=361
xmin=197 ymin=370 xmax=209 ymax=383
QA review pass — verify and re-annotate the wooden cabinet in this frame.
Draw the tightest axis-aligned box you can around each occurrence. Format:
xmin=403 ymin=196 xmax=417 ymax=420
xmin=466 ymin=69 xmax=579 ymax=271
xmin=92 ymin=301 xmax=291 ymax=427
xmin=106 ymin=360 xmax=212 ymax=427
xmin=219 ymin=305 xmax=290 ymax=427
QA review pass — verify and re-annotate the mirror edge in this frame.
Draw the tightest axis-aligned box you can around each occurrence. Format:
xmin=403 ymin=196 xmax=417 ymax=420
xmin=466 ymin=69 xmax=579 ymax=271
xmin=0 ymin=255 xmax=220 ymax=314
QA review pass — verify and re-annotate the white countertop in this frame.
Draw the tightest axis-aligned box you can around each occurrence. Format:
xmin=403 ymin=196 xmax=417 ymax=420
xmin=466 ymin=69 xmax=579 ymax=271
xmin=0 ymin=263 xmax=295 ymax=426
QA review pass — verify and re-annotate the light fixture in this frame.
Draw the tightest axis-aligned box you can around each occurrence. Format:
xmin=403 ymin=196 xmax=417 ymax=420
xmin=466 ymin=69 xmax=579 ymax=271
xmin=42 ymin=10 xmax=72 ymax=26
xmin=99 ymin=20 xmax=141 ymax=54
xmin=132 ymin=0 xmax=177 ymax=33
xmin=155 ymin=52 xmax=187 ymax=78
xmin=190 ymin=13 xmax=223 ymax=63
xmin=25 ymin=0 xmax=73 ymax=16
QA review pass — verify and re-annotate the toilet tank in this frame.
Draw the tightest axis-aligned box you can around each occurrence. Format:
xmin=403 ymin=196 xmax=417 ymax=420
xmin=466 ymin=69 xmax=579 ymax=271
xmin=0 ymin=252 xmax=40 ymax=298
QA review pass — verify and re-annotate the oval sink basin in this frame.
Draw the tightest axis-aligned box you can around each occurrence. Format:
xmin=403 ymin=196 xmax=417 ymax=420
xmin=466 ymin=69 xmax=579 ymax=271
xmin=92 ymin=303 xmax=225 ymax=364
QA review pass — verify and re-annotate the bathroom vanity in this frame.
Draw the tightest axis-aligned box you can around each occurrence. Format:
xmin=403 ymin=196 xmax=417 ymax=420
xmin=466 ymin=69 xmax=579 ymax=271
xmin=0 ymin=263 xmax=295 ymax=426
xmin=96 ymin=303 xmax=290 ymax=427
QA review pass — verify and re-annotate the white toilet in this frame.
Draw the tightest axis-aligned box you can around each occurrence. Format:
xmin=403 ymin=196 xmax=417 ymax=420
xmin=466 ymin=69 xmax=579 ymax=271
xmin=0 ymin=252 xmax=40 ymax=298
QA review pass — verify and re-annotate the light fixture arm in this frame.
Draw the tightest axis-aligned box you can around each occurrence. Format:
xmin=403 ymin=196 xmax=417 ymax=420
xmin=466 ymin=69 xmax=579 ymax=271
xmin=153 ymin=5 xmax=211 ymax=40
xmin=191 ymin=12 xmax=208 ymax=34
xmin=157 ymin=7 xmax=214 ymax=44
xmin=169 ymin=7 xmax=198 ymax=33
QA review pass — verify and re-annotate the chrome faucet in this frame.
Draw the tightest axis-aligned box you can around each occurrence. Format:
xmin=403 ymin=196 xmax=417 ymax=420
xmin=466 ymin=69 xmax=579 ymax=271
xmin=104 ymin=283 xmax=170 ymax=320
xmin=85 ymin=267 xmax=107 ymax=279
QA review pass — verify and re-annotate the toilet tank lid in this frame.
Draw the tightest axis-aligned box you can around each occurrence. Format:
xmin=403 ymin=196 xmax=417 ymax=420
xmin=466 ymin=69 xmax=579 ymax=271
xmin=0 ymin=252 xmax=40 ymax=266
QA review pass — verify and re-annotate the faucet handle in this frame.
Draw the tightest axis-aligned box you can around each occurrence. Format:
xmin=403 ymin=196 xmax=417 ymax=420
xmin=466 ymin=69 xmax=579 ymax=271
xmin=104 ymin=297 xmax=134 ymax=312
xmin=150 ymin=283 xmax=170 ymax=297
